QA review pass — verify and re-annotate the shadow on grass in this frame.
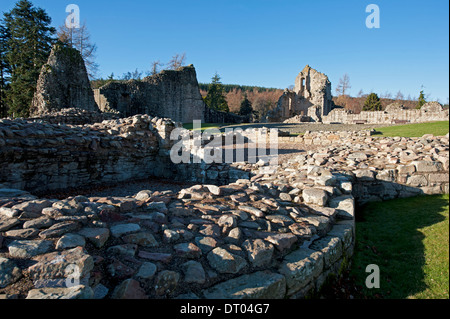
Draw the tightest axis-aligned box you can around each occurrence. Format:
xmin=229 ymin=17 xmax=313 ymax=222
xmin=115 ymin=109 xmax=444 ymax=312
xmin=351 ymin=195 xmax=449 ymax=299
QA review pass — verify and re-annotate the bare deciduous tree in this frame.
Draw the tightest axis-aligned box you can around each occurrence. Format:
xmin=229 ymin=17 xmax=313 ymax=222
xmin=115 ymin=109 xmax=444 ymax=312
xmin=395 ymin=91 xmax=404 ymax=100
xmin=167 ymin=53 xmax=186 ymax=70
xmin=149 ymin=60 xmax=163 ymax=76
xmin=381 ymin=91 xmax=392 ymax=99
xmin=57 ymin=21 xmax=99 ymax=79
xmin=335 ymin=73 xmax=351 ymax=97
xmin=122 ymin=69 xmax=142 ymax=81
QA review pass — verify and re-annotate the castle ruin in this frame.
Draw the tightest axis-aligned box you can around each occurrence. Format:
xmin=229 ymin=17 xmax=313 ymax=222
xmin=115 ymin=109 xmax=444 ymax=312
xmin=30 ymin=45 xmax=99 ymax=116
xmin=93 ymin=66 xmax=242 ymax=124
xmin=267 ymin=65 xmax=334 ymax=123
xmin=30 ymin=46 xmax=242 ymax=124
xmin=0 ymin=48 xmax=448 ymax=300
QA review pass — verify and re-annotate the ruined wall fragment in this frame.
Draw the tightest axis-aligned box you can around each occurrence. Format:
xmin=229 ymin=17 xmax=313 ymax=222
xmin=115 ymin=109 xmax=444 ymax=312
xmin=30 ymin=44 xmax=99 ymax=116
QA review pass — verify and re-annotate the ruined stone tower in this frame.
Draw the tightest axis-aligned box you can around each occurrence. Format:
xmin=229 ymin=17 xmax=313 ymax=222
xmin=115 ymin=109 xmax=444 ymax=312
xmin=93 ymin=65 xmax=243 ymax=124
xmin=30 ymin=44 xmax=99 ymax=116
xmin=93 ymin=65 xmax=205 ymax=123
xmin=267 ymin=65 xmax=334 ymax=122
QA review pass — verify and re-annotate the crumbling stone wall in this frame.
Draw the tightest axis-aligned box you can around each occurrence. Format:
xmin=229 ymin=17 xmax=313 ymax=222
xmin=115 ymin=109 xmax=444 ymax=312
xmin=30 ymin=45 xmax=99 ymax=116
xmin=323 ymin=102 xmax=449 ymax=124
xmin=94 ymin=65 xmax=243 ymax=124
xmin=0 ymin=115 xmax=177 ymax=193
xmin=278 ymin=130 xmax=449 ymax=202
xmin=267 ymin=65 xmax=334 ymax=123
xmin=0 ymin=116 xmax=448 ymax=299
xmin=28 ymin=108 xmax=120 ymax=126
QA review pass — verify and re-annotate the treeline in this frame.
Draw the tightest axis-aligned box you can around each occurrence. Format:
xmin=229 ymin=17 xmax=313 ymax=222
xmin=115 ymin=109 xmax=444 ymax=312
xmin=199 ymin=83 xmax=281 ymax=94
xmin=334 ymin=92 xmax=439 ymax=113
xmin=333 ymin=73 xmax=447 ymax=113
xmin=198 ymin=73 xmax=281 ymax=122
xmin=200 ymin=81 xmax=282 ymax=121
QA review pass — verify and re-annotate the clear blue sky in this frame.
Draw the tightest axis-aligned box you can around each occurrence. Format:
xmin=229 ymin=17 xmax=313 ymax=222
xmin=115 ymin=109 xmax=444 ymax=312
xmin=1 ymin=0 xmax=449 ymax=102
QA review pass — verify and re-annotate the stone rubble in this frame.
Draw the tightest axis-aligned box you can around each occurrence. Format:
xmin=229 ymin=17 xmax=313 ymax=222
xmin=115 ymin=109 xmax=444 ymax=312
xmin=0 ymin=114 xmax=448 ymax=299
xmin=0 ymin=158 xmax=358 ymax=299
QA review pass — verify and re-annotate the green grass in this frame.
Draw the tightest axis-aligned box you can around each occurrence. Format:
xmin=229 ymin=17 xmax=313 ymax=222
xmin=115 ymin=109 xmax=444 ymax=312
xmin=374 ymin=121 xmax=449 ymax=137
xmin=351 ymin=195 xmax=449 ymax=299
xmin=182 ymin=123 xmax=233 ymax=132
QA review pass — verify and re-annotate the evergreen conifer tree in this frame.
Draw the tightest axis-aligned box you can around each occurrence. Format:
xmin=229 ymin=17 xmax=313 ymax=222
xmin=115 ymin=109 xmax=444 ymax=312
xmin=239 ymin=94 xmax=253 ymax=116
xmin=0 ymin=23 xmax=11 ymax=117
xmin=363 ymin=93 xmax=382 ymax=111
xmin=417 ymin=90 xmax=426 ymax=109
xmin=2 ymin=0 xmax=55 ymax=117
xmin=203 ymin=73 xmax=229 ymax=112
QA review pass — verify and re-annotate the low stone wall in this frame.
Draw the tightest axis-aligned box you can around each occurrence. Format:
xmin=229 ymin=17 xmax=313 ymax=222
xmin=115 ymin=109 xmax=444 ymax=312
xmin=28 ymin=108 xmax=121 ymax=126
xmin=279 ymin=130 xmax=373 ymax=146
xmin=0 ymin=119 xmax=448 ymax=300
xmin=204 ymin=107 xmax=244 ymax=124
xmin=0 ymin=115 xmax=176 ymax=193
xmin=0 ymin=165 xmax=355 ymax=299
xmin=277 ymin=130 xmax=449 ymax=204
xmin=322 ymin=102 xmax=449 ymax=124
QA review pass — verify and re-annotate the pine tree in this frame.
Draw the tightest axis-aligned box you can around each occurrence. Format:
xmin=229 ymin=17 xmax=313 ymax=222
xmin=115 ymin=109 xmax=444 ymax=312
xmin=0 ymin=23 xmax=11 ymax=118
xmin=204 ymin=73 xmax=229 ymax=112
xmin=417 ymin=90 xmax=426 ymax=109
xmin=363 ymin=93 xmax=382 ymax=111
xmin=3 ymin=0 xmax=56 ymax=117
xmin=239 ymin=94 xmax=253 ymax=116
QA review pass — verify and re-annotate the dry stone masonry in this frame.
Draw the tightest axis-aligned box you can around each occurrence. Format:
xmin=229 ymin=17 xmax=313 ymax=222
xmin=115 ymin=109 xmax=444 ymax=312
xmin=94 ymin=65 xmax=243 ymax=124
xmin=323 ymin=101 xmax=449 ymax=124
xmin=267 ymin=66 xmax=448 ymax=125
xmin=0 ymin=153 xmax=356 ymax=300
xmin=30 ymin=44 xmax=242 ymax=125
xmin=0 ymin=113 xmax=448 ymax=299
xmin=30 ymin=45 xmax=99 ymax=116
xmin=0 ymin=46 xmax=448 ymax=298
xmin=267 ymin=65 xmax=334 ymax=123
xmin=0 ymin=115 xmax=177 ymax=193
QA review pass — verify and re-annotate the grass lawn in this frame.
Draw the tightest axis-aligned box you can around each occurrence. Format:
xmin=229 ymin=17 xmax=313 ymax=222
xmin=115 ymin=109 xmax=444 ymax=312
xmin=374 ymin=121 xmax=449 ymax=137
xmin=350 ymin=195 xmax=449 ymax=299
xmin=182 ymin=123 xmax=233 ymax=132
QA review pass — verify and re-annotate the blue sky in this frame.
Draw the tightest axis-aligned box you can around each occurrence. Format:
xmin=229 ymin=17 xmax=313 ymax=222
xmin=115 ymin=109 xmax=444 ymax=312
xmin=1 ymin=0 xmax=449 ymax=102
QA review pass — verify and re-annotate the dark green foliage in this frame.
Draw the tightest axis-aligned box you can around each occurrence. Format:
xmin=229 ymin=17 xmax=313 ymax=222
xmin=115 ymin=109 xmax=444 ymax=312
xmin=0 ymin=23 xmax=11 ymax=117
xmin=1 ymin=0 xmax=56 ymax=117
xmin=90 ymin=73 xmax=118 ymax=89
xmin=199 ymin=83 xmax=280 ymax=94
xmin=203 ymin=73 xmax=229 ymax=112
xmin=417 ymin=90 xmax=426 ymax=109
xmin=239 ymin=95 xmax=253 ymax=116
xmin=363 ymin=93 xmax=382 ymax=111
